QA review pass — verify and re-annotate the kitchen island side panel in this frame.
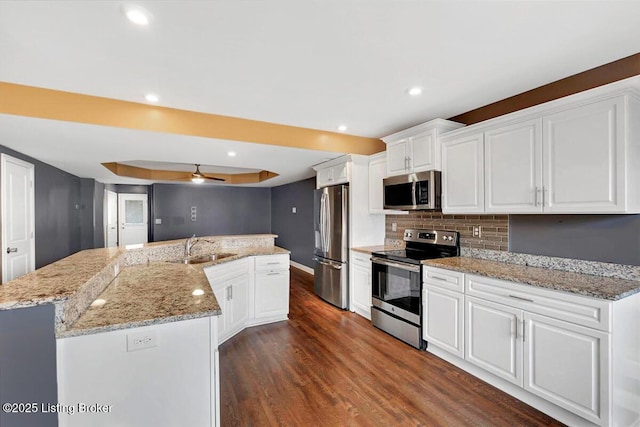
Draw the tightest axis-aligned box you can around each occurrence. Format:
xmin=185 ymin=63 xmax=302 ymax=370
xmin=0 ymin=304 xmax=58 ymax=427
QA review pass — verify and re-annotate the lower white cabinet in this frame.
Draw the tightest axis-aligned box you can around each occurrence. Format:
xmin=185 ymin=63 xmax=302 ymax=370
xmin=422 ymin=267 xmax=465 ymax=359
xmin=57 ymin=316 xmax=219 ymax=427
xmin=465 ymin=296 xmax=522 ymax=386
xmin=211 ymin=274 xmax=250 ymax=343
xmin=350 ymin=251 xmax=371 ymax=319
xmin=523 ymin=312 xmax=609 ymax=425
xmin=254 ymin=254 xmax=290 ymax=321
xmin=207 ymin=254 xmax=290 ymax=342
xmin=423 ymin=266 xmax=640 ymax=427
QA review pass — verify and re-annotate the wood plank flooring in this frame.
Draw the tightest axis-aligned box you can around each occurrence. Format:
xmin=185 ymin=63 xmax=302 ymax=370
xmin=220 ymin=267 xmax=564 ymax=426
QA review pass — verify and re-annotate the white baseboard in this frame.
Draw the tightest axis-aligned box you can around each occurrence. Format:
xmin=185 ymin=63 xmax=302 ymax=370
xmin=290 ymin=261 xmax=313 ymax=275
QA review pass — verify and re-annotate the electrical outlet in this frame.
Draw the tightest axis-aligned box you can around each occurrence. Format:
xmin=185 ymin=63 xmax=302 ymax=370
xmin=392 ymin=222 xmax=397 ymax=232
xmin=292 ymin=207 xmax=297 ymax=214
xmin=127 ymin=330 xmax=157 ymax=352
xmin=473 ymin=226 xmax=482 ymax=238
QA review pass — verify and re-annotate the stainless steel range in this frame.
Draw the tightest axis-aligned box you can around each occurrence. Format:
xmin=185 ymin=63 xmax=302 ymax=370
xmin=370 ymin=229 xmax=459 ymax=349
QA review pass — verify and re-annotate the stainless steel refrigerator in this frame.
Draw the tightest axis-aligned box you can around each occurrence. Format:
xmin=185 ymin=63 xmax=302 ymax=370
xmin=313 ymin=184 xmax=349 ymax=309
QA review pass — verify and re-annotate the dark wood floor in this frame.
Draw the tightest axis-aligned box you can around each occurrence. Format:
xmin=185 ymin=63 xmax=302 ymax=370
xmin=220 ymin=267 xmax=564 ymax=426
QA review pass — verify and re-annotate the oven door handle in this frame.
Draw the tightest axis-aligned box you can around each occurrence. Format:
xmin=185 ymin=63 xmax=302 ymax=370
xmin=371 ymin=257 xmax=420 ymax=273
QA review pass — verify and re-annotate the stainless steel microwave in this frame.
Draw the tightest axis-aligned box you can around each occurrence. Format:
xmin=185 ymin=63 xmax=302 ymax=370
xmin=383 ymin=170 xmax=441 ymax=211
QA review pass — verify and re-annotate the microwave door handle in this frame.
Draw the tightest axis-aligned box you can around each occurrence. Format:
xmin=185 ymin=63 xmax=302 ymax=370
xmin=411 ymin=181 xmax=417 ymax=207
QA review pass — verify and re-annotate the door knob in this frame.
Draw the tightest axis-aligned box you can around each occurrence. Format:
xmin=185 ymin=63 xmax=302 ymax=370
xmin=6 ymin=247 xmax=17 ymax=254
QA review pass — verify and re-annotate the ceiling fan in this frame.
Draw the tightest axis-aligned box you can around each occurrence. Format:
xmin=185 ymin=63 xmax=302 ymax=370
xmin=190 ymin=164 xmax=225 ymax=183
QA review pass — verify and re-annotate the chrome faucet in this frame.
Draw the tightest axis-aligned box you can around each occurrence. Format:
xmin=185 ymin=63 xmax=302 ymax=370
xmin=184 ymin=234 xmax=199 ymax=257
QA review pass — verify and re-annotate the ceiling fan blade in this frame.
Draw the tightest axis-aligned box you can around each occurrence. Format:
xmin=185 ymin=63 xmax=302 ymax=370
xmin=204 ymin=175 xmax=226 ymax=182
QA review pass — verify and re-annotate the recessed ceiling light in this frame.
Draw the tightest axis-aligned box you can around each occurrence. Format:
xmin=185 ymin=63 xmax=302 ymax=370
xmin=145 ymin=93 xmax=159 ymax=103
xmin=337 ymin=125 xmax=348 ymax=132
xmin=407 ymin=86 xmax=423 ymax=96
xmin=121 ymin=4 xmax=152 ymax=26
xmin=227 ymin=151 xmax=236 ymax=157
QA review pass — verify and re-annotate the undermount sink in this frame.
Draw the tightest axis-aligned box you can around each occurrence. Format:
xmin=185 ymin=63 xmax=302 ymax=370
xmin=169 ymin=253 xmax=234 ymax=265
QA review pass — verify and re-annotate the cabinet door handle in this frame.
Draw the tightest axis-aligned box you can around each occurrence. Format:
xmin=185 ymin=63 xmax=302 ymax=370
xmin=267 ymin=262 xmax=280 ymax=265
xmin=508 ymin=294 xmax=534 ymax=303
xmin=267 ymin=272 xmax=281 ymax=276
xmin=431 ymin=276 xmax=448 ymax=282
xmin=226 ymin=286 xmax=233 ymax=301
xmin=513 ymin=317 xmax=518 ymax=340
xmin=522 ymin=319 xmax=526 ymax=342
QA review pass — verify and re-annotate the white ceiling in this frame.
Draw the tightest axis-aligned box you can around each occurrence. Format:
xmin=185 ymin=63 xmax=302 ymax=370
xmin=1 ymin=1 xmax=639 ymax=186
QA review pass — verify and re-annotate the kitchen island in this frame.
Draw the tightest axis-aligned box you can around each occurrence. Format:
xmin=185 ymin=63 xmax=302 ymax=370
xmin=0 ymin=234 xmax=289 ymax=427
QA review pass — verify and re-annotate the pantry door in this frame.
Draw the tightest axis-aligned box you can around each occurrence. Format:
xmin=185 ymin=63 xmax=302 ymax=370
xmin=1 ymin=154 xmax=35 ymax=283
xmin=117 ymin=193 xmax=148 ymax=247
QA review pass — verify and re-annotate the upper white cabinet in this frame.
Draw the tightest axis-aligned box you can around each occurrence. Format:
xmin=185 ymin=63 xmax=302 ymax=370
xmin=441 ymin=133 xmax=484 ymax=213
xmin=315 ymin=159 xmax=350 ymax=188
xmin=441 ymin=79 xmax=640 ymax=214
xmin=382 ymin=119 xmax=464 ymax=176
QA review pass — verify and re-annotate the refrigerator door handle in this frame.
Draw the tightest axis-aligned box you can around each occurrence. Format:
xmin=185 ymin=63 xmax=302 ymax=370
xmin=323 ymin=192 xmax=330 ymax=252
xmin=319 ymin=192 xmax=325 ymax=252
xmin=313 ymin=257 xmax=342 ymax=269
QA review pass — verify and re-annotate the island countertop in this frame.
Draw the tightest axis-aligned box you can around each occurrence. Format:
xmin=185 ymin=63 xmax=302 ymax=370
xmin=423 ymin=257 xmax=640 ymax=301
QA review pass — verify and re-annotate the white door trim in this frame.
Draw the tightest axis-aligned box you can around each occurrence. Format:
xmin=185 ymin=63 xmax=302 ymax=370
xmin=1 ymin=153 xmax=36 ymax=283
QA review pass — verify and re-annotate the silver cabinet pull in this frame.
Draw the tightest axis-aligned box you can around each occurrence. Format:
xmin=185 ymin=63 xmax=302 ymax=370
xmin=508 ymin=294 xmax=534 ymax=303
xmin=267 ymin=272 xmax=281 ymax=276
xmin=431 ymin=276 xmax=448 ymax=282
xmin=6 ymin=247 xmax=17 ymax=254
xmin=267 ymin=262 xmax=280 ymax=265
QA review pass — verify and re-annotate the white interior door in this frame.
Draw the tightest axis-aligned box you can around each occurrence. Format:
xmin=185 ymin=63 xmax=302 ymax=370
xmin=1 ymin=154 xmax=35 ymax=283
xmin=104 ymin=190 xmax=118 ymax=247
xmin=117 ymin=193 xmax=148 ymax=247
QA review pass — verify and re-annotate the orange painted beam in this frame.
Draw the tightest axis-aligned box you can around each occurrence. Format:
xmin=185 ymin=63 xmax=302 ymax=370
xmin=0 ymin=82 xmax=386 ymax=155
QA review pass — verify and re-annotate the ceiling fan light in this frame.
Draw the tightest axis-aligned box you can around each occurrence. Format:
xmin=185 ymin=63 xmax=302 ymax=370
xmin=191 ymin=176 xmax=205 ymax=184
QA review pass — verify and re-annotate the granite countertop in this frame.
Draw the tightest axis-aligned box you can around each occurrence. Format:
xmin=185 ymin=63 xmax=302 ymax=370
xmin=0 ymin=247 xmax=123 ymax=310
xmin=351 ymin=245 xmax=398 ymax=255
xmin=60 ymin=262 xmax=220 ymax=338
xmin=423 ymin=257 xmax=640 ymax=301
xmin=59 ymin=245 xmax=290 ymax=337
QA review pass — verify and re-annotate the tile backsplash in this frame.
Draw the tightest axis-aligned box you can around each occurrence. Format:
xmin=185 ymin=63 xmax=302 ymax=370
xmin=386 ymin=212 xmax=508 ymax=251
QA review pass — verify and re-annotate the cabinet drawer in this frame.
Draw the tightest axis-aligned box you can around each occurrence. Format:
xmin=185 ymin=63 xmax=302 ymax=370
xmin=205 ymin=258 xmax=249 ymax=285
xmin=423 ymin=267 xmax=464 ymax=293
xmin=351 ymin=252 xmax=371 ymax=267
xmin=465 ymin=274 xmax=611 ymax=332
xmin=255 ymin=254 xmax=290 ymax=271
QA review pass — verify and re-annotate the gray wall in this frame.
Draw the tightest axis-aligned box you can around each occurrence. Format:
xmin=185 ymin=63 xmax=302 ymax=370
xmin=152 ymin=183 xmax=272 ymax=241
xmin=271 ymin=178 xmax=315 ymax=268
xmin=0 ymin=305 xmax=58 ymax=427
xmin=0 ymin=144 xmax=81 ymax=269
xmin=509 ymin=215 xmax=640 ymax=265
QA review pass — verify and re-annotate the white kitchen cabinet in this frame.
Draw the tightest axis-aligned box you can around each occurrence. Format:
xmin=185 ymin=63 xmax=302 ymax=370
xmin=382 ymin=119 xmax=464 ymax=176
xmin=57 ymin=316 xmax=219 ymax=427
xmin=315 ymin=159 xmax=350 ymax=188
xmin=485 ymin=119 xmax=543 ymax=213
xmin=523 ymin=312 xmax=609 ymax=425
xmin=441 ymin=82 xmax=640 ymax=214
xmin=465 ymin=295 xmax=523 ymax=386
xmin=423 ymin=286 xmax=464 ymax=358
xmin=421 ymin=265 xmax=640 ymax=427
xmin=253 ymin=254 xmax=290 ymax=321
xmin=542 ymin=97 xmax=628 ymax=213
xmin=211 ymin=273 xmax=249 ymax=343
xmin=423 ymin=267 xmax=465 ymax=358
xmin=368 ymin=152 xmax=408 ymax=214
xmin=349 ymin=251 xmax=371 ymax=319
xmin=441 ymin=133 xmax=484 ymax=213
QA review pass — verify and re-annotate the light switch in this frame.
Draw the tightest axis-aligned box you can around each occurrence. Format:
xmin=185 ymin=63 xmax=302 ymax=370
xmin=155 ymin=218 xmax=162 ymax=225
xmin=292 ymin=207 xmax=297 ymax=214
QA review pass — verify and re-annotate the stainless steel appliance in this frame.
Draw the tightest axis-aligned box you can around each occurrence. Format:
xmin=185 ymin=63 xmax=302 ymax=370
xmin=383 ymin=170 xmax=441 ymax=211
xmin=313 ymin=184 xmax=349 ymax=309
xmin=371 ymin=229 xmax=459 ymax=349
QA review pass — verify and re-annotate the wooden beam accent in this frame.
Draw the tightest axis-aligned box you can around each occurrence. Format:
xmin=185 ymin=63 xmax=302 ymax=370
xmin=450 ymin=52 xmax=640 ymax=125
xmin=0 ymin=82 xmax=386 ymax=155
xmin=102 ymin=162 xmax=278 ymax=184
